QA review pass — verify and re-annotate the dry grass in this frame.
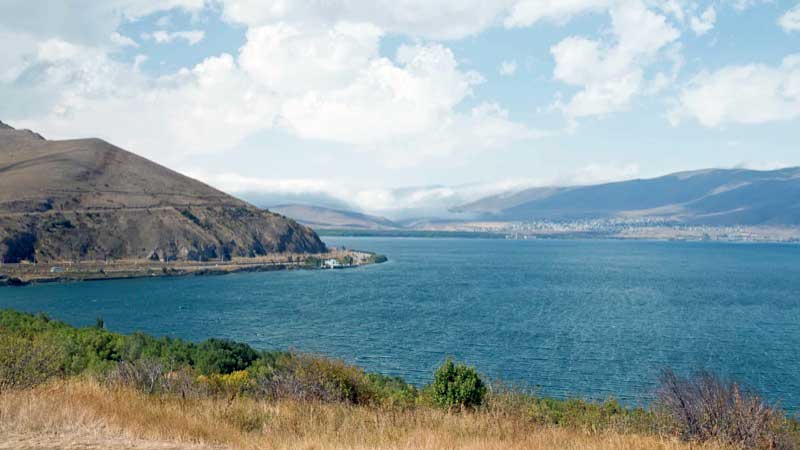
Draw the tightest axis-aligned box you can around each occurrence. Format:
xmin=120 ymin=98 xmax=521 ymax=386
xmin=0 ymin=379 xmax=730 ymax=450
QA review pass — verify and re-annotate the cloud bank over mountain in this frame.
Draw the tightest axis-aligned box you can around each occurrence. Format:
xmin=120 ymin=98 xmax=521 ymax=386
xmin=1 ymin=0 xmax=797 ymax=212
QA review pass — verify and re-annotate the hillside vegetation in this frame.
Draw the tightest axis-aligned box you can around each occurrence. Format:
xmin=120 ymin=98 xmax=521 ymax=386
xmin=0 ymin=309 xmax=796 ymax=450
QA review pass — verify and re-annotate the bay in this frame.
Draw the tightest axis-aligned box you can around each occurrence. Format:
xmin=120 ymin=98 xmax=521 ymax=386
xmin=1 ymin=237 xmax=798 ymax=411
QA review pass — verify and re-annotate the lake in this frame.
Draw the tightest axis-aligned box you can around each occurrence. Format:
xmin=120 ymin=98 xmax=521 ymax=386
xmin=1 ymin=237 xmax=799 ymax=411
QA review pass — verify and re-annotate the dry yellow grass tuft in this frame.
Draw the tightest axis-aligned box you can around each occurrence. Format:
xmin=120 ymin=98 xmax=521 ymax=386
xmin=0 ymin=379 xmax=728 ymax=450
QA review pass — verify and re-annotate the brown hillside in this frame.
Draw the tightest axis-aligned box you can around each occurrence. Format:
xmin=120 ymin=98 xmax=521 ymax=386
xmin=0 ymin=121 xmax=326 ymax=263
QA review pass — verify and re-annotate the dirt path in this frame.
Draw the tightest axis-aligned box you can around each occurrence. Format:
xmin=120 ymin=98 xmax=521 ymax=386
xmin=0 ymin=433 xmax=225 ymax=450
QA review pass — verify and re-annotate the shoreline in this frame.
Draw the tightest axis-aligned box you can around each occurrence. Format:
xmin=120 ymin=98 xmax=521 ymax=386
xmin=0 ymin=249 xmax=387 ymax=287
xmin=321 ymin=228 xmax=800 ymax=244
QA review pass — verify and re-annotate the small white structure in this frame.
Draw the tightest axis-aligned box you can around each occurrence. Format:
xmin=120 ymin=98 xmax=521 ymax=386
xmin=323 ymin=258 xmax=341 ymax=269
xmin=50 ymin=266 xmax=65 ymax=273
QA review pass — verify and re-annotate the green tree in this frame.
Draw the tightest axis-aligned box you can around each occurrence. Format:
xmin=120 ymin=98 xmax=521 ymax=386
xmin=432 ymin=358 xmax=486 ymax=410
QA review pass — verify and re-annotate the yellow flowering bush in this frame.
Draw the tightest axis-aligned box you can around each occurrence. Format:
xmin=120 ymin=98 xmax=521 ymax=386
xmin=197 ymin=370 xmax=250 ymax=397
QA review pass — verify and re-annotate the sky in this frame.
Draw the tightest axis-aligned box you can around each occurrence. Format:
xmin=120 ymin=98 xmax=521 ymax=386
xmin=1 ymin=0 xmax=799 ymax=217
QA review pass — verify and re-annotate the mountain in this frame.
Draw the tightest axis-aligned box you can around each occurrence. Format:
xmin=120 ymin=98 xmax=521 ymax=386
xmin=456 ymin=168 xmax=800 ymax=226
xmin=455 ymin=186 xmax=570 ymax=216
xmin=269 ymin=204 xmax=402 ymax=230
xmin=0 ymin=121 xmax=326 ymax=263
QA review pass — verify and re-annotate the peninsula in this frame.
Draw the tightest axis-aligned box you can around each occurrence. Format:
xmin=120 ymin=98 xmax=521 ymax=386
xmin=0 ymin=121 xmax=382 ymax=285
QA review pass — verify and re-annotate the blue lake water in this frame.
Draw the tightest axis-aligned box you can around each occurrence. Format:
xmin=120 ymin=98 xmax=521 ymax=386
xmin=1 ymin=237 xmax=799 ymax=411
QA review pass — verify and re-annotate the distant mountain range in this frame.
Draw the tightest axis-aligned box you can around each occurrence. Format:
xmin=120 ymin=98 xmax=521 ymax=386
xmin=455 ymin=168 xmax=800 ymax=226
xmin=269 ymin=204 xmax=402 ymax=230
xmin=265 ymin=168 xmax=800 ymax=230
xmin=0 ymin=121 xmax=326 ymax=263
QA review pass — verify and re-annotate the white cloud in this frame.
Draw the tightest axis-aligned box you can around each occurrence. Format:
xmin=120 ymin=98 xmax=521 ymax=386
xmin=690 ymin=6 xmax=716 ymax=35
xmin=377 ymin=102 xmax=548 ymax=168
xmin=671 ymin=54 xmax=800 ymax=127
xmin=219 ymin=0 xmax=709 ymax=42
xmin=0 ymin=0 xmax=204 ymax=91
xmin=11 ymin=44 xmax=278 ymax=162
xmin=133 ymin=54 xmax=148 ymax=71
xmin=240 ymin=22 xmax=383 ymax=94
xmin=570 ymin=162 xmax=640 ymax=184
xmin=187 ymin=170 xmax=544 ymax=216
xmin=110 ymin=32 xmax=138 ymax=47
xmin=0 ymin=0 xmax=204 ymax=45
xmin=239 ymin=24 xmax=543 ymax=162
xmin=279 ymin=42 xmax=485 ymax=145
xmin=218 ymin=0 xmax=514 ymax=40
xmin=218 ymin=0 xmax=699 ymax=42
xmin=156 ymin=15 xmax=172 ymax=27
xmin=655 ymin=0 xmax=686 ymax=23
xmin=551 ymin=0 xmax=679 ymax=117
xmin=188 ymin=172 xmax=333 ymax=197
xmin=0 ymin=31 xmax=39 ymax=83
xmin=729 ymin=0 xmax=768 ymax=12
xmin=734 ymin=160 xmax=793 ymax=171
xmin=187 ymin=161 xmax=644 ymax=216
xmin=141 ymin=29 xmax=205 ymax=45
xmin=3 ymin=16 xmax=542 ymax=169
xmin=779 ymin=4 xmax=800 ymax=32
xmin=504 ymin=0 xmax=610 ymax=28
xmin=0 ymin=0 xmax=609 ymax=167
xmin=499 ymin=60 xmax=518 ymax=76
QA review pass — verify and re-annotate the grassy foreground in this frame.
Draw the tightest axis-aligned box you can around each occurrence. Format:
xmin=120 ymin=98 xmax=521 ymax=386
xmin=1 ymin=380 xmax=723 ymax=450
xmin=0 ymin=309 xmax=796 ymax=449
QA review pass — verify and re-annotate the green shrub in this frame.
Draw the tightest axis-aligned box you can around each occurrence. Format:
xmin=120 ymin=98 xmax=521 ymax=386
xmin=365 ymin=372 xmax=418 ymax=408
xmin=525 ymin=396 xmax=657 ymax=433
xmin=0 ymin=333 xmax=64 ymax=392
xmin=121 ymin=332 xmax=194 ymax=367
xmin=81 ymin=329 xmax=124 ymax=362
xmin=180 ymin=209 xmax=203 ymax=227
xmin=368 ymin=254 xmax=388 ymax=264
xmin=431 ymin=359 xmax=486 ymax=410
xmin=255 ymin=353 xmax=375 ymax=404
xmin=194 ymin=338 xmax=259 ymax=375
xmin=304 ymin=256 xmax=322 ymax=268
